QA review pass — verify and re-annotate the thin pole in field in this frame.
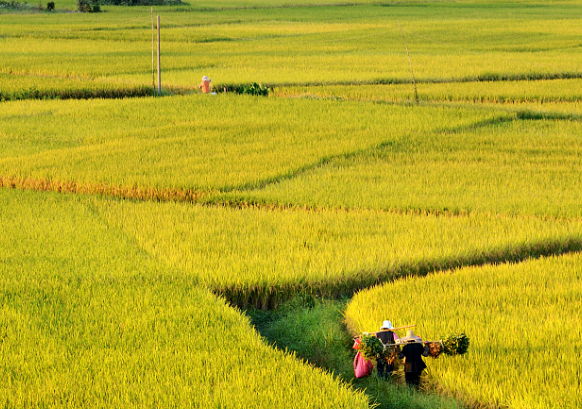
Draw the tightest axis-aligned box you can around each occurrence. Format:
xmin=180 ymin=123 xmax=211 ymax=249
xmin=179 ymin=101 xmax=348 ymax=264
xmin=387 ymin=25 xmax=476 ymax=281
xmin=398 ymin=19 xmax=419 ymax=106
xmin=157 ymin=15 xmax=161 ymax=96
xmin=151 ymin=8 xmax=155 ymax=97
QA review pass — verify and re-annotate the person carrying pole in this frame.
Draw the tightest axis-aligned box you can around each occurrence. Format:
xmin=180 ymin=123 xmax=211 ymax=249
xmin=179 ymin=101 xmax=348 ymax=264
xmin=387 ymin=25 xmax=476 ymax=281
xmin=398 ymin=329 xmax=430 ymax=388
xmin=375 ymin=320 xmax=399 ymax=380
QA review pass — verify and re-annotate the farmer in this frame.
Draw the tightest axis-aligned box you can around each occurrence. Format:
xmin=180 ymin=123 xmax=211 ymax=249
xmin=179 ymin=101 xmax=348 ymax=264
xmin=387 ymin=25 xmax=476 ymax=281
xmin=199 ymin=76 xmax=212 ymax=93
xmin=375 ymin=320 xmax=399 ymax=379
xmin=398 ymin=330 xmax=429 ymax=388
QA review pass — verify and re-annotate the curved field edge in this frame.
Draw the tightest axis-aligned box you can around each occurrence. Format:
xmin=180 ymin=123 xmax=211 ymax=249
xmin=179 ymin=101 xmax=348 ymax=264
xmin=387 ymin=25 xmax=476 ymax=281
xmin=221 ymin=115 xmax=582 ymax=219
xmin=92 ymin=196 xmax=582 ymax=309
xmin=344 ymin=252 xmax=582 ymax=409
xmin=0 ymin=187 xmax=370 ymax=409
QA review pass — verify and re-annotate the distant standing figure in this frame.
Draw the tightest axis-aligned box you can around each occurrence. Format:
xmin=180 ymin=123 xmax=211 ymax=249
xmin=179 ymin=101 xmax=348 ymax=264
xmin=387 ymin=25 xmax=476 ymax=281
xmin=375 ymin=320 xmax=399 ymax=379
xmin=199 ymin=76 xmax=212 ymax=93
xmin=398 ymin=330 xmax=429 ymax=388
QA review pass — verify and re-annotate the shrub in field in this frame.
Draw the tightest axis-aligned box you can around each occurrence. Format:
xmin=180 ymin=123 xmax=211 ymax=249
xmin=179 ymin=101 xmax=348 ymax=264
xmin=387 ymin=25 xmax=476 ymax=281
xmin=46 ymin=0 xmax=54 ymax=9
xmin=77 ymin=0 xmax=99 ymax=11
xmin=77 ymin=0 xmax=90 ymax=11
xmin=0 ymin=0 xmax=31 ymax=8
xmin=98 ymin=0 xmax=181 ymax=4
xmin=225 ymin=83 xmax=270 ymax=96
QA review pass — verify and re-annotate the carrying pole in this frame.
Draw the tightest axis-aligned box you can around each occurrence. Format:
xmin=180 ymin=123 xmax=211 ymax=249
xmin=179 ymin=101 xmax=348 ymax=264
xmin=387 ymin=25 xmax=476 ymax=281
xmin=381 ymin=340 xmax=443 ymax=347
xmin=378 ymin=324 xmax=416 ymax=332
xmin=157 ymin=15 xmax=161 ymax=96
xmin=354 ymin=324 xmax=417 ymax=338
xmin=398 ymin=19 xmax=419 ymax=106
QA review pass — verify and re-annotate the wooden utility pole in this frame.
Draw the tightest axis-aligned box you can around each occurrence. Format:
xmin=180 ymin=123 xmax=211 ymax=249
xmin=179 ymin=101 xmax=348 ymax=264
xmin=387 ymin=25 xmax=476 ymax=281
xmin=398 ymin=19 xmax=419 ymax=106
xmin=157 ymin=15 xmax=161 ymax=96
xmin=151 ymin=8 xmax=155 ymax=96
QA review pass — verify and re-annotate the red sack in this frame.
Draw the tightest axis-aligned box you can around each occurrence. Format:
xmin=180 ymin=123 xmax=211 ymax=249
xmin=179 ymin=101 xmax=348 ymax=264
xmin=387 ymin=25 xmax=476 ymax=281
xmin=353 ymin=351 xmax=374 ymax=378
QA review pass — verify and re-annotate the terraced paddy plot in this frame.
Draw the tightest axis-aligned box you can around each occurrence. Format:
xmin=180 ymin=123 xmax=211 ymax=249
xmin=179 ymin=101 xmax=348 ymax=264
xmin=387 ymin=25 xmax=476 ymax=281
xmin=0 ymin=188 xmax=369 ymax=409
xmin=95 ymin=196 xmax=582 ymax=307
xmin=2 ymin=4 xmax=582 ymax=87
xmin=275 ymin=79 xmax=582 ymax=104
xmin=0 ymin=73 xmax=152 ymax=101
xmin=0 ymin=94 xmax=499 ymax=192
xmin=344 ymin=253 xmax=582 ymax=409
xmin=227 ymin=118 xmax=582 ymax=218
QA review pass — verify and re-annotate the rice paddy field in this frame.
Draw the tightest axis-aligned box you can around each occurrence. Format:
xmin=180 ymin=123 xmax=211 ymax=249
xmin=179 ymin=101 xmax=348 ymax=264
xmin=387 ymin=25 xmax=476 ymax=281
xmin=2 ymin=0 xmax=582 ymax=408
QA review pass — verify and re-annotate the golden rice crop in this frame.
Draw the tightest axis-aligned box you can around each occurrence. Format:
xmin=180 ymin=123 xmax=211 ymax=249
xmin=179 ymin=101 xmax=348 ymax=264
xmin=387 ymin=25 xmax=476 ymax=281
xmin=94 ymin=196 xmax=582 ymax=308
xmin=0 ymin=187 xmax=370 ymax=409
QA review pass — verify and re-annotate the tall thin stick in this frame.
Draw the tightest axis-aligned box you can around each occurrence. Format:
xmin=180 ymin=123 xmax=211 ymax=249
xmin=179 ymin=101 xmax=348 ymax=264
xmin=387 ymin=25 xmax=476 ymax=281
xmin=157 ymin=15 xmax=161 ymax=96
xmin=398 ymin=19 xmax=419 ymax=106
xmin=151 ymin=8 xmax=155 ymax=97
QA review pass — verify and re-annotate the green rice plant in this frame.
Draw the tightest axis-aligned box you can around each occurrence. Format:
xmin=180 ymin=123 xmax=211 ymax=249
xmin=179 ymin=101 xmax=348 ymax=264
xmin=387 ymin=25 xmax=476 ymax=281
xmin=0 ymin=187 xmax=370 ymax=409
xmin=344 ymin=252 xmax=582 ymax=408
xmin=94 ymin=195 xmax=582 ymax=308
xmin=441 ymin=334 xmax=470 ymax=356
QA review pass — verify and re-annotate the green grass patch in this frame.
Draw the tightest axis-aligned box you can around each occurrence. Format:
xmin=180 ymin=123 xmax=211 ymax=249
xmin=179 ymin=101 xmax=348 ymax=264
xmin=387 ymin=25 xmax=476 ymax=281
xmin=248 ymin=295 xmax=465 ymax=409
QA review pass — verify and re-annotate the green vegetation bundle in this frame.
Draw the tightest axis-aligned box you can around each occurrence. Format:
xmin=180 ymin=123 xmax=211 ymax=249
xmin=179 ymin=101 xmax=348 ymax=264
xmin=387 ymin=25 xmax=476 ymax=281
xmin=441 ymin=333 xmax=470 ymax=356
xmin=443 ymin=333 xmax=469 ymax=356
xmin=358 ymin=334 xmax=384 ymax=361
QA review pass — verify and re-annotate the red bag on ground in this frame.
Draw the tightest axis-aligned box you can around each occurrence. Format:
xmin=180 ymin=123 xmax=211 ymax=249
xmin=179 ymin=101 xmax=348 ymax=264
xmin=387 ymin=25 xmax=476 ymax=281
xmin=353 ymin=351 xmax=374 ymax=378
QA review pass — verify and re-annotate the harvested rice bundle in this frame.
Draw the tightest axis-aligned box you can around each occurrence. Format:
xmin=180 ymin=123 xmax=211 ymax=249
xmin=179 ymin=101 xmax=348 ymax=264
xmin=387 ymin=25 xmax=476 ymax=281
xmin=425 ymin=341 xmax=443 ymax=358
xmin=358 ymin=334 xmax=384 ymax=361
xmin=442 ymin=333 xmax=470 ymax=356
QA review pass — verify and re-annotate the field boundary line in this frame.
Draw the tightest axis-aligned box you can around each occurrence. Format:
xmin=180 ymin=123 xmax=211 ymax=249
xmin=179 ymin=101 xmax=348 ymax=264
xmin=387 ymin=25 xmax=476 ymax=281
xmin=4 ymin=170 xmax=581 ymax=224
xmin=0 ymin=176 xmax=214 ymax=203
xmin=215 ymin=236 xmax=582 ymax=309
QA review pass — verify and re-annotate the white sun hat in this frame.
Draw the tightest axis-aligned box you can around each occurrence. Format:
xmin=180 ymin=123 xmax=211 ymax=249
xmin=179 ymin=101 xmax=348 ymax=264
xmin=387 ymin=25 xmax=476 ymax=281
xmin=380 ymin=320 xmax=394 ymax=330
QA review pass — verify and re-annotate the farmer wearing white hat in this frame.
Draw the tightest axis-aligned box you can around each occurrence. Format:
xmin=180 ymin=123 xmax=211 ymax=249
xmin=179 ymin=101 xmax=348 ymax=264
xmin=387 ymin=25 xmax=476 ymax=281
xmin=199 ymin=76 xmax=211 ymax=93
xmin=375 ymin=320 xmax=400 ymax=379
xmin=398 ymin=330 xmax=430 ymax=388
